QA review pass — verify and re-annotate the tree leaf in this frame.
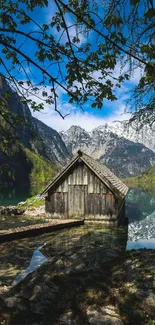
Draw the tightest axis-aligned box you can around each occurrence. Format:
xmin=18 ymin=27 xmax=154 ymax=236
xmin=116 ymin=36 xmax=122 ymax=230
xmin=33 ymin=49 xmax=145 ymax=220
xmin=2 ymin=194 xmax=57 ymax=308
xmin=144 ymin=8 xmax=155 ymax=19
xmin=130 ymin=0 xmax=139 ymax=5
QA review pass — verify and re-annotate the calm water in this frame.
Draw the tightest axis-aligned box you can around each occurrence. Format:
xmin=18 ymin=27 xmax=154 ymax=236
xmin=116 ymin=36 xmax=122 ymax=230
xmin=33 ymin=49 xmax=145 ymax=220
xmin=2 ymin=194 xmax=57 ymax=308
xmin=126 ymin=186 xmax=155 ymax=248
xmin=0 ymin=186 xmax=155 ymax=288
xmin=0 ymin=185 xmax=41 ymax=206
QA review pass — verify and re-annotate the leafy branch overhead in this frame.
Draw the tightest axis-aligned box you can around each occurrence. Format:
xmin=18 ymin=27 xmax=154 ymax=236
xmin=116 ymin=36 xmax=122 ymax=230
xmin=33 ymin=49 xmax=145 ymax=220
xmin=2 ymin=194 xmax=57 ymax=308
xmin=0 ymin=0 xmax=155 ymax=123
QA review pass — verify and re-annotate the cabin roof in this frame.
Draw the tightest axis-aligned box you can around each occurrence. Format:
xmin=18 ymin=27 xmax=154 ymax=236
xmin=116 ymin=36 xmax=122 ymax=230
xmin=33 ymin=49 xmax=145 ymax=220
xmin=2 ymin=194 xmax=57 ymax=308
xmin=41 ymin=150 xmax=128 ymax=197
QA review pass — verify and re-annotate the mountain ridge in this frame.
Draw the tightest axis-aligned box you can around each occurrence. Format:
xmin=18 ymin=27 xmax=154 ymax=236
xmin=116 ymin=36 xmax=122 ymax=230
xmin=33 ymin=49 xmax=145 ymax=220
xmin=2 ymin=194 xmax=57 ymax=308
xmin=0 ymin=76 xmax=155 ymax=183
xmin=61 ymin=124 xmax=155 ymax=177
xmin=61 ymin=120 xmax=155 ymax=153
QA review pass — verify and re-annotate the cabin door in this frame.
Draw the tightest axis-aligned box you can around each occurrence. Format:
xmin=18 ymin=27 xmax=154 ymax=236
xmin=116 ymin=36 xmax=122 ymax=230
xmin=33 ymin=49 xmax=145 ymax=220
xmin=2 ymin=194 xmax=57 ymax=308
xmin=68 ymin=185 xmax=86 ymax=217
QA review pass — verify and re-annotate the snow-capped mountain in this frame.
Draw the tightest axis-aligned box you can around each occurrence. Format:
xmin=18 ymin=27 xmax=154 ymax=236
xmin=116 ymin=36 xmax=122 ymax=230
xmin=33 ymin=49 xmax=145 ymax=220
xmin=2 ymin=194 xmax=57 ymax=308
xmin=60 ymin=124 xmax=155 ymax=177
xmin=108 ymin=120 xmax=155 ymax=153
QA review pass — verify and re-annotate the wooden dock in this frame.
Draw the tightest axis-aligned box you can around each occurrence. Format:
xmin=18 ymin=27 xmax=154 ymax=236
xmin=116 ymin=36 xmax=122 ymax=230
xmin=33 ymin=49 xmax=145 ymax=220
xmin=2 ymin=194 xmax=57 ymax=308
xmin=0 ymin=219 xmax=84 ymax=242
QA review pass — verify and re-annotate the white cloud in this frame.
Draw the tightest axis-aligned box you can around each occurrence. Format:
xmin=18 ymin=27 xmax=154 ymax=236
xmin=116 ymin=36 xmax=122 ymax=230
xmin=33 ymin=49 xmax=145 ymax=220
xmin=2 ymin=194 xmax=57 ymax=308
xmin=18 ymin=78 xmax=131 ymax=132
xmin=32 ymin=98 xmax=131 ymax=132
xmin=19 ymin=62 xmax=140 ymax=133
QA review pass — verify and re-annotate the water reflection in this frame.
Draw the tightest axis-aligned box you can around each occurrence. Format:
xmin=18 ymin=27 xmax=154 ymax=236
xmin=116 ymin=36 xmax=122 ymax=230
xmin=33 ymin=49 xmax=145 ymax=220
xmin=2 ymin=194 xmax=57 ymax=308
xmin=0 ymin=185 xmax=41 ymax=206
xmin=126 ymin=187 xmax=155 ymax=222
xmin=127 ymin=238 xmax=155 ymax=250
xmin=126 ymin=187 xmax=155 ymax=249
xmin=13 ymin=246 xmax=47 ymax=285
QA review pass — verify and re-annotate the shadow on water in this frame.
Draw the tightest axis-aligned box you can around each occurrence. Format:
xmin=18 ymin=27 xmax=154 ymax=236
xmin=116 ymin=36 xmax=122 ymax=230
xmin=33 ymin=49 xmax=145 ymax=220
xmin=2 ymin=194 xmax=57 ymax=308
xmin=0 ymin=224 xmax=129 ymax=325
xmin=0 ymin=224 xmax=128 ymax=287
xmin=1 ymin=223 xmax=155 ymax=325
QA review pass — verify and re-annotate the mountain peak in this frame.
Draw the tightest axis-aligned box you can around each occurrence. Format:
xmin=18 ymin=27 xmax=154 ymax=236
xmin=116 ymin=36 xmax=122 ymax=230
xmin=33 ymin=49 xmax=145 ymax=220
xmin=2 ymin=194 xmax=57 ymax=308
xmin=66 ymin=125 xmax=88 ymax=133
xmin=60 ymin=122 xmax=155 ymax=177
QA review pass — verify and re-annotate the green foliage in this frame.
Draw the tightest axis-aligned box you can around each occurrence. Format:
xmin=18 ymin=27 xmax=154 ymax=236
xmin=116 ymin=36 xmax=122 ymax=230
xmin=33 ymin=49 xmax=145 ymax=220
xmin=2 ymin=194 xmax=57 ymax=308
xmin=0 ymin=0 xmax=154 ymax=123
xmin=0 ymin=144 xmax=58 ymax=191
xmin=125 ymin=164 xmax=155 ymax=184
xmin=123 ymin=165 xmax=155 ymax=197
xmin=18 ymin=195 xmax=44 ymax=209
xmin=24 ymin=148 xmax=58 ymax=190
xmin=0 ymin=96 xmax=20 ymax=154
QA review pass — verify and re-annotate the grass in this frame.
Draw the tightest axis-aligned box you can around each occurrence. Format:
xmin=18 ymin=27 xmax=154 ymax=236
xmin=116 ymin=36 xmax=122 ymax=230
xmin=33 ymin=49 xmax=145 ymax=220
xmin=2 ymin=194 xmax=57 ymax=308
xmin=18 ymin=195 xmax=44 ymax=210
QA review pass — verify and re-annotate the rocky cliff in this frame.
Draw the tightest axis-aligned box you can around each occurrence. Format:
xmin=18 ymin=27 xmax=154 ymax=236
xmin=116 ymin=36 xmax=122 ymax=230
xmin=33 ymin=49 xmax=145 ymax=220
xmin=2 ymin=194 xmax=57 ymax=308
xmin=34 ymin=118 xmax=70 ymax=165
xmin=0 ymin=77 xmax=70 ymax=165
xmin=0 ymin=78 xmax=69 ymax=189
xmin=61 ymin=125 xmax=155 ymax=177
xmin=110 ymin=120 xmax=155 ymax=153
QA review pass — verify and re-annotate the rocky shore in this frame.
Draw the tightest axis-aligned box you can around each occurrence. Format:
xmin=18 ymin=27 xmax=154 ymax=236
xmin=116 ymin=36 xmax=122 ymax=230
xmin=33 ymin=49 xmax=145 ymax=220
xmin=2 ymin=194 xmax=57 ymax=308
xmin=0 ymin=203 xmax=45 ymax=218
xmin=0 ymin=249 xmax=155 ymax=325
xmin=0 ymin=205 xmax=25 ymax=216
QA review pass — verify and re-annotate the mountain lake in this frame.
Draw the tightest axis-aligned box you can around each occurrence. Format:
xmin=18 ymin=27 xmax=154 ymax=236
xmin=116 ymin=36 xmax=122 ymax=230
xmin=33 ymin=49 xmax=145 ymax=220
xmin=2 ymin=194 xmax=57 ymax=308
xmin=0 ymin=186 xmax=155 ymax=287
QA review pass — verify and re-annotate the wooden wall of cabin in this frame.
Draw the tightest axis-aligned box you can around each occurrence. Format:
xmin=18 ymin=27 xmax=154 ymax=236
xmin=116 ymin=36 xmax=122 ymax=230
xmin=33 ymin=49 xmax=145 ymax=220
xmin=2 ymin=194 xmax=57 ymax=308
xmin=45 ymin=161 xmax=118 ymax=219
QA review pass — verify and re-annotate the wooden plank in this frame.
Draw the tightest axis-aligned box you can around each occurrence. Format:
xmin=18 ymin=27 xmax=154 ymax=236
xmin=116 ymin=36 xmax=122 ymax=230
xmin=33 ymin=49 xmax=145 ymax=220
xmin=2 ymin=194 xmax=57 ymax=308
xmin=96 ymin=194 xmax=100 ymax=214
xmin=94 ymin=176 xmax=100 ymax=193
xmin=64 ymin=192 xmax=68 ymax=216
xmin=0 ymin=220 xmax=84 ymax=243
xmin=57 ymin=184 xmax=62 ymax=192
xmin=72 ymin=168 xmax=76 ymax=185
xmin=91 ymin=194 xmax=100 ymax=215
xmin=84 ymin=185 xmax=88 ymax=215
xmin=68 ymin=185 xmax=85 ymax=217
xmin=88 ymin=170 xmax=94 ymax=193
xmin=76 ymin=165 xmax=81 ymax=185
xmin=69 ymin=170 xmax=73 ymax=185
xmin=101 ymin=195 xmax=106 ymax=215
xmin=106 ymin=193 xmax=115 ymax=216
xmin=111 ymin=195 xmax=116 ymax=215
xmin=63 ymin=178 xmax=68 ymax=192
xmin=87 ymin=194 xmax=94 ymax=215
xmin=54 ymin=193 xmax=58 ymax=214
xmin=79 ymin=164 xmax=83 ymax=185
xmin=53 ymin=192 xmax=66 ymax=214
xmin=83 ymin=165 xmax=88 ymax=185
xmin=49 ymin=194 xmax=54 ymax=213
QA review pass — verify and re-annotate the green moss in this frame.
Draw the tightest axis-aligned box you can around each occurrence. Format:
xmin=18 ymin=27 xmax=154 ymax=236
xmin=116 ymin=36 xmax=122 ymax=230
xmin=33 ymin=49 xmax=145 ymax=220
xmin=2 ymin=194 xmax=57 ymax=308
xmin=18 ymin=195 xmax=44 ymax=209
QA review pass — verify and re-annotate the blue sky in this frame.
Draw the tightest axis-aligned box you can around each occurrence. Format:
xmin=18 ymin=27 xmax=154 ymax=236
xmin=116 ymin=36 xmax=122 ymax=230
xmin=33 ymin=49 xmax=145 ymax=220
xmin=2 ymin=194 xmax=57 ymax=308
xmin=1 ymin=0 xmax=143 ymax=131
xmin=32 ymin=71 xmax=140 ymax=131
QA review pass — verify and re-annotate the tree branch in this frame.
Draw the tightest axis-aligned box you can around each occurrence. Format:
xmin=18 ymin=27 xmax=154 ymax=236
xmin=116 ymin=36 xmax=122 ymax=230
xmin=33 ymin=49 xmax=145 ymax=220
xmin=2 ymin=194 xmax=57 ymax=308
xmin=0 ymin=38 xmax=76 ymax=98
xmin=56 ymin=0 xmax=155 ymax=71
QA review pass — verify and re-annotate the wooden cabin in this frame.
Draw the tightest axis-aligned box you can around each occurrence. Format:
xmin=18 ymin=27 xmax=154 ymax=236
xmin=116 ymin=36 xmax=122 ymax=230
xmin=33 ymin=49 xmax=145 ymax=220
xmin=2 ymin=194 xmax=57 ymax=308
xmin=41 ymin=150 xmax=128 ymax=225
